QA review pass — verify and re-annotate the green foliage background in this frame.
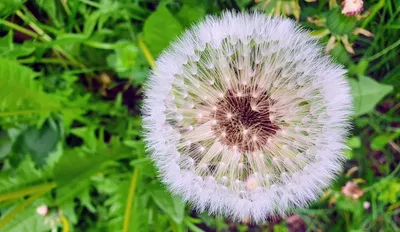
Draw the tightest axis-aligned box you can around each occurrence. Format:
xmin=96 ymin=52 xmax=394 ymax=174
xmin=0 ymin=0 xmax=399 ymax=231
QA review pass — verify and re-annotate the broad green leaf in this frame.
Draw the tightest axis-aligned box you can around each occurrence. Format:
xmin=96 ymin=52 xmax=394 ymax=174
xmin=150 ymin=184 xmax=185 ymax=224
xmin=349 ymin=76 xmax=393 ymax=116
xmin=370 ymin=132 xmax=400 ymax=151
xmin=143 ymin=6 xmax=183 ymax=57
xmin=176 ymin=4 xmax=206 ymax=28
xmin=0 ymin=58 xmax=61 ymax=127
xmin=12 ymin=119 xmax=61 ymax=166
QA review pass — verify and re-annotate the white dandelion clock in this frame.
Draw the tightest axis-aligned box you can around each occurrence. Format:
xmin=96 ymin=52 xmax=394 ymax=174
xmin=143 ymin=11 xmax=352 ymax=223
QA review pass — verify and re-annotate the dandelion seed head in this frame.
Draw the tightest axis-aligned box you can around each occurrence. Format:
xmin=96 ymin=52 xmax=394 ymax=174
xmin=143 ymin=11 xmax=352 ymax=223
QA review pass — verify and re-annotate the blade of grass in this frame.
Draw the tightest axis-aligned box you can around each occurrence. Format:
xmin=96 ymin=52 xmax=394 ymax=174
xmin=367 ymin=39 xmax=400 ymax=62
xmin=0 ymin=19 xmax=38 ymax=39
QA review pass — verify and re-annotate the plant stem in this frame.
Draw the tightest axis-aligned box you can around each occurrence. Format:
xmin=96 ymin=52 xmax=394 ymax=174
xmin=0 ymin=19 xmax=38 ymax=39
xmin=0 ymin=182 xmax=56 ymax=202
xmin=122 ymin=168 xmax=140 ymax=232
xmin=0 ymin=191 xmax=46 ymax=229
xmin=83 ymin=41 xmax=116 ymax=50
xmin=16 ymin=10 xmax=52 ymax=42
xmin=18 ymin=57 xmax=76 ymax=65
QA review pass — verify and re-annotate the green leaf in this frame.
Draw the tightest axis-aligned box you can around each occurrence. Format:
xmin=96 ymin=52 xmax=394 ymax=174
xmin=0 ymin=156 xmax=46 ymax=194
xmin=326 ymin=9 xmax=357 ymax=36
xmin=84 ymin=11 xmax=102 ymax=37
xmin=150 ymin=183 xmax=185 ymax=224
xmin=370 ymin=132 xmax=400 ymax=151
xmin=54 ymin=33 xmax=88 ymax=45
xmin=54 ymin=149 xmax=111 ymax=186
xmin=0 ymin=203 xmax=51 ymax=232
xmin=106 ymin=41 xmax=139 ymax=78
xmin=34 ymin=0 xmax=60 ymax=27
xmin=0 ymin=58 xmax=61 ymax=127
xmin=0 ymin=0 xmax=26 ymax=17
xmin=0 ymin=32 xmax=35 ymax=59
xmin=176 ymin=4 xmax=205 ymax=28
xmin=12 ymin=119 xmax=61 ymax=166
xmin=70 ymin=127 xmax=97 ymax=151
xmin=0 ymin=131 xmax=12 ymax=159
xmin=143 ymin=6 xmax=183 ymax=57
xmin=346 ymin=136 xmax=362 ymax=149
xmin=349 ymin=76 xmax=393 ymax=116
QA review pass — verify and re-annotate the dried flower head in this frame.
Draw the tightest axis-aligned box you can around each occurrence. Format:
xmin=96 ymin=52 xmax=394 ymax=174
xmin=342 ymin=0 xmax=364 ymax=16
xmin=143 ymin=11 xmax=352 ymax=222
xmin=342 ymin=181 xmax=364 ymax=199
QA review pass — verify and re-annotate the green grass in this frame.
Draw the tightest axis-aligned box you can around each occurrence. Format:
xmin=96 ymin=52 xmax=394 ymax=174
xmin=0 ymin=0 xmax=399 ymax=231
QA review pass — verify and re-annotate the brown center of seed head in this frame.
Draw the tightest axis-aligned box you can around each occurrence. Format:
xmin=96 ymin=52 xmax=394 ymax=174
xmin=211 ymin=85 xmax=279 ymax=152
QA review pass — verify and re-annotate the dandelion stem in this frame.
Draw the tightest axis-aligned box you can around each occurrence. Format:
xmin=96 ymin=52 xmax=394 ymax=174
xmin=138 ymin=35 xmax=156 ymax=68
xmin=122 ymin=168 xmax=140 ymax=232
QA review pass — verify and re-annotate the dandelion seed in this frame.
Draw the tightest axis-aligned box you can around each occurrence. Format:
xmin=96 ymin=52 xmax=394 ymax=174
xmin=143 ymin=11 xmax=352 ymax=223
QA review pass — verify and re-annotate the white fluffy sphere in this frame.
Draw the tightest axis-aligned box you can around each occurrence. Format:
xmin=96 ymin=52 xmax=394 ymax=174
xmin=143 ymin=11 xmax=352 ymax=223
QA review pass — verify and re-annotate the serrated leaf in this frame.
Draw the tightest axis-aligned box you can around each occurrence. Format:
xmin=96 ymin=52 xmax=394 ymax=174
xmin=70 ymin=127 xmax=97 ymax=151
xmin=0 ymin=156 xmax=46 ymax=194
xmin=0 ymin=58 xmax=61 ymax=127
xmin=53 ymin=149 xmax=111 ymax=186
xmin=143 ymin=6 xmax=183 ymax=57
xmin=0 ymin=32 xmax=35 ymax=59
xmin=349 ymin=76 xmax=393 ymax=116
